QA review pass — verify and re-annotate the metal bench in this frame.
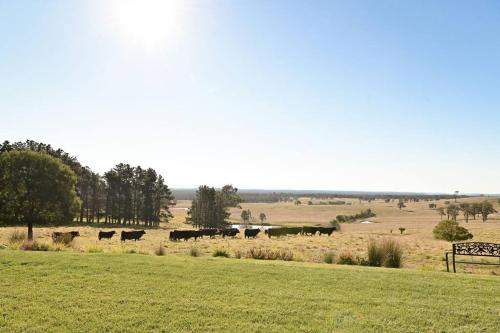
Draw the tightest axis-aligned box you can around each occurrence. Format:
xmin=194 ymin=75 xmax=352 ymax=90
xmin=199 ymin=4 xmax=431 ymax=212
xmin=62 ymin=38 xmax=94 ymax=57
xmin=445 ymin=242 xmax=500 ymax=273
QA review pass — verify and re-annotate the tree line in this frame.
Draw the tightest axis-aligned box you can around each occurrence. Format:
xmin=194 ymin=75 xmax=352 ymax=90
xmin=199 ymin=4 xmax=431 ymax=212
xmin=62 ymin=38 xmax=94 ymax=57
xmin=435 ymin=201 xmax=497 ymax=223
xmin=0 ymin=140 xmax=174 ymax=230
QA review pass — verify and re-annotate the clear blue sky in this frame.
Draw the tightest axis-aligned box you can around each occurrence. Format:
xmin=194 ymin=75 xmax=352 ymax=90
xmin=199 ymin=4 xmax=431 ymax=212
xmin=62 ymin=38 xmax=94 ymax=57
xmin=1 ymin=0 xmax=499 ymax=193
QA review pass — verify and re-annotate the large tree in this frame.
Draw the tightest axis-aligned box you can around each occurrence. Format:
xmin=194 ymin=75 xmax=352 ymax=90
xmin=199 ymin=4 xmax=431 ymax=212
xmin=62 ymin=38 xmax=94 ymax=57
xmin=0 ymin=150 xmax=80 ymax=241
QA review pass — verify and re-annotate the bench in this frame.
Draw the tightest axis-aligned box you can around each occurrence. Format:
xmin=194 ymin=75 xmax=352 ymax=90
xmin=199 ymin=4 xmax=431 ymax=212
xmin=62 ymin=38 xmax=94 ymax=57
xmin=445 ymin=242 xmax=500 ymax=273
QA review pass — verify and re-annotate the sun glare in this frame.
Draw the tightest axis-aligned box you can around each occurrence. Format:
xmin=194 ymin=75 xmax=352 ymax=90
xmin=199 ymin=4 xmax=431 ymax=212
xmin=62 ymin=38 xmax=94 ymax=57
xmin=107 ymin=0 xmax=185 ymax=51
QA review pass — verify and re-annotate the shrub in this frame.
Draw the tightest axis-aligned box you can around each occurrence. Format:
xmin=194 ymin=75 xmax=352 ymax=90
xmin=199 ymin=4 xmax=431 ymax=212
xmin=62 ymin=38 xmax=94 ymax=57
xmin=245 ymin=248 xmax=293 ymax=261
xmin=213 ymin=248 xmax=230 ymax=258
xmin=367 ymin=240 xmax=384 ymax=267
xmin=154 ymin=245 xmax=166 ymax=256
xmin=380 ymin=238 xmax=403 ymax=268
xmin=367 ymin=239 xmax=404 ymax=268
xmin=399 ymin=227 xmax=406 ymax=235
xmin=190 ymin=247 xmax=200 ymax=257
xmin=279 ymin=249 xmax=294 ymax=261
xmin=20 ymin=241 xmax=50 ymax=251
xmin=433 ymin=220 xmax=473 ymax=242
xmin=52 ymin=233 xmax=73 ymax=246
xmin=336 ymin=251 xmax=357 ymax=265
xmin=323 ymin=251 xmax=335 ymax=264
xmin=8 ymin=230 xmax=26 ymax=244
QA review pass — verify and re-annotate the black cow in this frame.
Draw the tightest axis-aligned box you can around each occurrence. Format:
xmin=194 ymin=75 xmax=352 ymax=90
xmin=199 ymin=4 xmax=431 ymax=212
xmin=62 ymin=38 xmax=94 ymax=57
xmin=302 ymin=226 xmax=319 ymax=236
xmin=52 ymin=231 xmax=80 ymax=242
xmin=244 ymin=229 xmax=260 ymax=239
xmin=284 ymin=227 xmax=302 ymax=236
xmin=98 ymin=230 xmax=116 ymax=240
xmin=169 ymin=230 xmax=201 ymax=241
xmin=265 ymin=228 xmax=285 ymax=238
xmin=318 ymin=227 xmax=336 ymax=236
xmin=199 ymin=229 xmax=220 ymax=238
xmin=221 ymin=228 xmax=240 ymax=238
xmin=121 ymin=230 xmax=146 ymax=242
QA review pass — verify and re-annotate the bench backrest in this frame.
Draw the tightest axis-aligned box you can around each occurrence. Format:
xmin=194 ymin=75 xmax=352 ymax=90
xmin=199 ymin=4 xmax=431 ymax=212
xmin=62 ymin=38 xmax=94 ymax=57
xmin=453 ymin=242 xmax=500 ymax=257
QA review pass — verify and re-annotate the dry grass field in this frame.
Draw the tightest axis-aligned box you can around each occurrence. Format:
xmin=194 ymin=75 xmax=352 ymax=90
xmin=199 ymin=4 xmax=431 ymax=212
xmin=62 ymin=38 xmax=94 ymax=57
xmin=1 ymin=196 xmax=499 ymax=273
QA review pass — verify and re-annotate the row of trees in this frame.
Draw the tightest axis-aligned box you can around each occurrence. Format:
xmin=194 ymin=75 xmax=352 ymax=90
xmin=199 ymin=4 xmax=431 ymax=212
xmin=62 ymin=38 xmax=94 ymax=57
xmin=436 ymin=201 xmax=497 ymax=223
xmin=0 ymin=140 xmax=174 ymax=231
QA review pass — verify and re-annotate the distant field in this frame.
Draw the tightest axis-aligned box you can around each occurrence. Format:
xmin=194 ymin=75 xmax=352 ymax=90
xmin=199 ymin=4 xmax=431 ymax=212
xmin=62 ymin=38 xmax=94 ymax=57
xmin=0 ymin=197 xmax=499 ymax=272
xmin=0 ymin=251 xmax=499 ymax=333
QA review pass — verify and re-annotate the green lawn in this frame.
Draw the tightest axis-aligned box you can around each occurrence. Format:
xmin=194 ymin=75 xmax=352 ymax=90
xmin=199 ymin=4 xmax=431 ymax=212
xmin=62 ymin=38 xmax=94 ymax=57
xmin=0 ymin=250 xmax=499 ymax=332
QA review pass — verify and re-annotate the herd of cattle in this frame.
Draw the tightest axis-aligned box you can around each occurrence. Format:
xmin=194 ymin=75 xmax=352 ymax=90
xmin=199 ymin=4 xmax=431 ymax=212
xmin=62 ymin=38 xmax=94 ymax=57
xmin=50 ymin=226 xmax=336 ymax=243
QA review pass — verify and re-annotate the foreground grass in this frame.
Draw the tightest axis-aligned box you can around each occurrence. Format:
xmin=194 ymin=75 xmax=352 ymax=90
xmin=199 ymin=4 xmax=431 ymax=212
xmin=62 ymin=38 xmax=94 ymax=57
xmin=0 ymin=251 xmax=499 ymax=332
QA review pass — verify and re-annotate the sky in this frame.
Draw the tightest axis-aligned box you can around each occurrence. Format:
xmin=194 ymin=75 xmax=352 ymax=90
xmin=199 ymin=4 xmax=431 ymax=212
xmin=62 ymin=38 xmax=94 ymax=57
xmin=1 ymin=0 xmax=499 ymax=194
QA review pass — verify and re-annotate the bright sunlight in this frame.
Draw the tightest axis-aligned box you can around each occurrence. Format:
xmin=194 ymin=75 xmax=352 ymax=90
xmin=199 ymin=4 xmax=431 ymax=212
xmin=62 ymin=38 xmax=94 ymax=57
xmin=106 ymin=0 xmax=185 ymax=51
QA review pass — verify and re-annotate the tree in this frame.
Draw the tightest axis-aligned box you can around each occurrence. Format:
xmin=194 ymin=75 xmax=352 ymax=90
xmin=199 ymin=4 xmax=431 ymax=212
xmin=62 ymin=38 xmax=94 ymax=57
xmin=0 ymin=151 xmax=80 ymax=241
xmin=428 ymin=203 xmax=437 ymax=209
xmin=459 ymin=203 xmax=471 ymax=223
xmin=437 ymin=207 xmax=445 ymax=220
xmin=446 ymin=204 xmax=460 ymax=221
xmin=187 ymin=185 xmax=241 ymax=229
xmin=397 ymin=199 xmax=405 ymax=210
xmin=241 ymin=209 xmax=252 ymax=225
xmin=294 ymin=200 xmax=301 ymax=205
xmin=259 ymin=212 xmax=267 ymax=225
xmin=433 ymin=220 xmax=473 ymax=242
xmin=480 ymin=201 xmax=497 ymax=222
xmin=471 ymin=202 xmax=481 ymax=220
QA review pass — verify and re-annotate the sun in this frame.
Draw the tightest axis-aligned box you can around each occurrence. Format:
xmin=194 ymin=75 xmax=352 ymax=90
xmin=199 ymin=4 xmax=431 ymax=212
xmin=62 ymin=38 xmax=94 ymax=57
xmin=107 ymin=0 xmax=185 ymax=51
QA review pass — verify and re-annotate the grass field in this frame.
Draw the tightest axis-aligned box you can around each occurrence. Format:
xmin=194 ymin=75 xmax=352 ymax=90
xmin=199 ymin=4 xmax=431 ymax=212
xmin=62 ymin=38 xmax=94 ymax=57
xmin=0 ymin=250 xmax=499 ymax=333
xmin=1 ymin=197 xmax=499 ymax=273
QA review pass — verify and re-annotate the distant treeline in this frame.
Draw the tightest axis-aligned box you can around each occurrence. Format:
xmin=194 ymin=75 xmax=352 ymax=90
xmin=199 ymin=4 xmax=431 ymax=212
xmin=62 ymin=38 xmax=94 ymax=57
xmin=172 ymin=189 xmax=470 ymax=203
xmin=0 ymin=140 xmax=174 ymax=227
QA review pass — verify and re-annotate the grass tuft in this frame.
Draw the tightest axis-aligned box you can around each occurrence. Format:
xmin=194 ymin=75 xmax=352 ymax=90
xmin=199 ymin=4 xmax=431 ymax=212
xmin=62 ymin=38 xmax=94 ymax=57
xmin=154 ymin=245 xmax=167 ymax=256
xmin=323 ymin=251 xmax=335 ymax=264
xmin=212 ymin=248 xmax=230 ymax=258
xmin=189 ymin=246 xmax=200 ymax=257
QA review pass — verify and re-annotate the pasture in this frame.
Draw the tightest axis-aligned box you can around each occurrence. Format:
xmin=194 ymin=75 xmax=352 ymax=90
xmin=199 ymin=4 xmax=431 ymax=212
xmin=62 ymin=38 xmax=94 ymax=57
xmin=0 ymin=196 xmax=499 ymax=273
xmin=0 ymin=250 xmax=499 ymax=333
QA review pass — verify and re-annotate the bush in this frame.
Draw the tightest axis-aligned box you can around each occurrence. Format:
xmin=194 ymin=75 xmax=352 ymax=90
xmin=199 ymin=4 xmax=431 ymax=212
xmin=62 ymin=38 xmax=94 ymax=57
xmin=367 ymin=239 xmax=404 ymax=268
xmin=213 ymin=248 xmax=230 ymax=258
xmin=323 ymin=251 xmax=335 ymax=264
xmin=234 ymin=250 xmax=243 ymax=259
xmin=245 ymin=248 xmax=294 ymax=261
xmin=8 ymin=230 xmax=26 ymax=244
xmin=367 ymin=240 xmax=384 ymax=267
xmin=336 ymin=251 xmax=357 ymax=265
xmin=399 ymin=227 xmax=406 ymax=235
xmin=380 ymin=239 xmax=403 ymax=268
xmin=433 ymin=220 xmax=473 ymax=242
xmin=154 ymin=245 xmax=166 ymax=256
xmin=20 ymin=241 xmax=50 ymax=251
xmin=189 ymin=247 xmax=200 ymax=257
xmin=53 ymin=234 xmax=73 ymax=246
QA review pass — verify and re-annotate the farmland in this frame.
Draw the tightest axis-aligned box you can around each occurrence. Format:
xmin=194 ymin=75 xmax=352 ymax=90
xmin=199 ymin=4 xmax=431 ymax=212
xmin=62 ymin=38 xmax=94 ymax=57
xmin=1 ymin=196 xmax=499 ymax=273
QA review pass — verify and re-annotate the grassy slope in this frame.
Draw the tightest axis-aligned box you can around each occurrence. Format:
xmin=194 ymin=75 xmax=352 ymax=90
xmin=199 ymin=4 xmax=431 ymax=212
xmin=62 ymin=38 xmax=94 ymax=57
xmin=0 ymin=251 xmax=499 ymax=333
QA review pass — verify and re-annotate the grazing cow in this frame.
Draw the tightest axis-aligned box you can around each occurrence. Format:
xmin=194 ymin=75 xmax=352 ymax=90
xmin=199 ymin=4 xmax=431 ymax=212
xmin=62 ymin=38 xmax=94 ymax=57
xmin=244 ymin=228 xmax=260 ymax=239
xmin=265 ymin=228 xmax=286 ymax=238
xmin=169 ymin=230 xmax=201 ymax=241
xmin=284 ymin=227 xmax=302 ymax=236
xmin=318 ymin=227 xmax=336 ymax=236
xmin=199 ymin=229 xmax=220 ymax=238
xmin=52 ymin=231 xmax=80 ymax=242
xmin=302 ymin=226 xmax=319 ymax=236
xmin=98 ymin=230 xmax=116 ymax=240
xmin=121 ymin=230 xmax=146 ymax=242
xmin=221 ymin=228 xmax=240 ymax=238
